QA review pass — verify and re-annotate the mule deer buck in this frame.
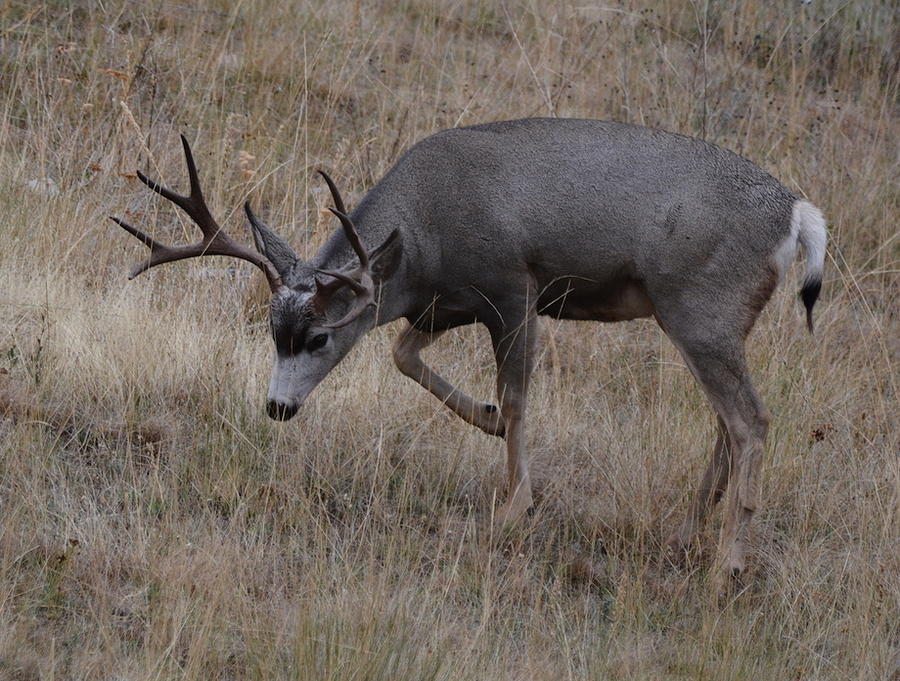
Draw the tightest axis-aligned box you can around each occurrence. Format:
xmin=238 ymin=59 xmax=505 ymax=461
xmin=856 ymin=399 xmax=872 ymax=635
xmin=111 ymin=119 xmax=826 ymax=583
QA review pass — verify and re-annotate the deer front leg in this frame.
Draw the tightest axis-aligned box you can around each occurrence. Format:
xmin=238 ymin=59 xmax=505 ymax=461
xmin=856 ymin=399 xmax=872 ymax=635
xmin=489 ymin=313 xmax=538 ymax=528
xmin=392 ymin=323 xmax=506 ymax=437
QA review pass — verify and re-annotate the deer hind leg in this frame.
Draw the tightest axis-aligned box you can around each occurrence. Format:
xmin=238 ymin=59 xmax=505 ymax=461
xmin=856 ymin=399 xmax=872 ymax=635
xmin=666 ymin=332 xmax=770 ymax=583
xmin=716 ymin=398 xmax=769 ymax=584
xmin=667 ymin=415 xmax=732 ymax=557
xmin=392 ymin=322 xmax=506 ymax=437
xmin=489 ymin=310 xmax=538 ymax=527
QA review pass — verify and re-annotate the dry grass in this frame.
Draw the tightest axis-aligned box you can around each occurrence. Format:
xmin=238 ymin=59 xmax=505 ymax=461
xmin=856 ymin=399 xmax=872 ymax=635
xmin=0 ymin=1 xmax=897 ymax=679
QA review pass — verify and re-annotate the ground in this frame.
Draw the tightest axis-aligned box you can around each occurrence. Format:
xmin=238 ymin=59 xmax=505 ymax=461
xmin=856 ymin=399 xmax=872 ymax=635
xmin=0 ymin=1 xmax=897 ymax=679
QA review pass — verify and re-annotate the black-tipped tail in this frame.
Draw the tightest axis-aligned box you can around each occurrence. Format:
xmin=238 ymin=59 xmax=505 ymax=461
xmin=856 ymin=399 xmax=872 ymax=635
xmin=792 ymin=200 xmax=827 ymax=334
xmin=800 ymin=276 xmax=822 ymax=333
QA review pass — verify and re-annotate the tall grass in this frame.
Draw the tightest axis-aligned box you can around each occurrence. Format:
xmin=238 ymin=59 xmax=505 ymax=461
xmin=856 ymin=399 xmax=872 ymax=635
xmin=0 ymin=1 xmax=897 ymax=679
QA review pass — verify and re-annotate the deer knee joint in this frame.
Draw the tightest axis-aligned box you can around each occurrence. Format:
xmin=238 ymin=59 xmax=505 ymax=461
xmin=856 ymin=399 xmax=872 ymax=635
xmin=392 ymin=339 xmax=417 ymax=376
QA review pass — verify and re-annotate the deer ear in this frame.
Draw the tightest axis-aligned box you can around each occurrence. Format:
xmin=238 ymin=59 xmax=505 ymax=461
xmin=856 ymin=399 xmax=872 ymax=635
xmin=244 ymin=202 xmax=299 ymax=278
xmin=370 ymin=229 xmax=402 ymax=282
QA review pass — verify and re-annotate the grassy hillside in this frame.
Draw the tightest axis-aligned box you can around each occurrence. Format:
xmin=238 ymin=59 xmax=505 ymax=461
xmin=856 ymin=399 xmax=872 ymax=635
xmin=0 ymin=1 xmax=896 ymax=679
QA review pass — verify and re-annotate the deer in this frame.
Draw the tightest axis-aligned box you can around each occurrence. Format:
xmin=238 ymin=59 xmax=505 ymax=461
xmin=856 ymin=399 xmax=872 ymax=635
xmin=110 ymin=119 xmax=826 ymax=584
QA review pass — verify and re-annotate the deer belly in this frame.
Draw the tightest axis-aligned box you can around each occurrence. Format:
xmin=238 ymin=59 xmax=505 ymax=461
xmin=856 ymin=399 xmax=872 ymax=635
xmin=537 ymin=277 xmax=655 ymax=322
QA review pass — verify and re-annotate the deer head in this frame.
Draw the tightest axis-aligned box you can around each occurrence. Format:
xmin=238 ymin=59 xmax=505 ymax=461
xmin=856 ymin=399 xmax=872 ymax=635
xmin=111 ymin=136 xmax=401 ymax=421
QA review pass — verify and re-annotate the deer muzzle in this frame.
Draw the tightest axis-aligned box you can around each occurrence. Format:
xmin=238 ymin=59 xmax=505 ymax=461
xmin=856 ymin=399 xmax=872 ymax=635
xmin=266 ymin=399 xmax=299 ymax=421
xmin=266 ymin=354 xmax=314 ymax=422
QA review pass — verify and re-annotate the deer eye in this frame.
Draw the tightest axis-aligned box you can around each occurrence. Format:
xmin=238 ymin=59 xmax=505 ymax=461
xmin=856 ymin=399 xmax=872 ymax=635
xmin=307 ymin=333 xmax=328 ymax=352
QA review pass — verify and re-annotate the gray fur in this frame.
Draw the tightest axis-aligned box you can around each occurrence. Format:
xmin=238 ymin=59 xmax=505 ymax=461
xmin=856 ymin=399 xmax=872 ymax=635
xmin=259 ymin=118 xmax=825 ymax=583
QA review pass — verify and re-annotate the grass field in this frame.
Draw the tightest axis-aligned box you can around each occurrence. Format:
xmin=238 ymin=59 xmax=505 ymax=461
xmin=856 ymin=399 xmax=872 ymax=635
xmin=0 ymin=1 xmax=897 ymax=679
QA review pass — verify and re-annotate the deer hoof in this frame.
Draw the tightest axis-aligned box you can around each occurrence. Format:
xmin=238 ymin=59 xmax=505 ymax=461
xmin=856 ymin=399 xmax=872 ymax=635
xmin=493 ymin=490 xmax=533 ymax=530
xmin=473 ymin=402 xmax=506 ymax=437
xmin=712 ymin=545 xmax=747 ymax=598
xmin=725 ymin=555 xmax=746 ymax=580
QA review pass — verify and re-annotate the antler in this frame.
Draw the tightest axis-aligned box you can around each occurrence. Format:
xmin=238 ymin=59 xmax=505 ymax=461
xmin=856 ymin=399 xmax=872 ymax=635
xmin=318 ymin=170 xmax=369 ymax=269
xmin=110 ymin=135 xmax=286 ymax=294
xmin=313 ymin=171 xmax=377 ymax=328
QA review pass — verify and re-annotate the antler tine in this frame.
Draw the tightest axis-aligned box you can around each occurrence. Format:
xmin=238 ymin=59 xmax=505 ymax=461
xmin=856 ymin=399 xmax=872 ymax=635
xmin=317 ymin=169 xmax=347 ymax=215
xmin=314 ymin=275 xmax=344 ymax=300
xmin=179 ymin=134 xmax=205 ymax=202
xmin=327 ymin=208 xmax=369 ymax=269
xmin=320 ymin=287 xmax=375 ymax=329
xmin=110 ymin=136 xmax=286 ymax=293
xmin=318 ymin=170 xmax=369 ymax=269
xmin=109 ymin=215 xmax=164 ymax=251
xmin=136 ymin=170 xmax=188 ymax=209
xmin=310 ymin=169 xmax=378 ymax=327
xmin=135 ymin=134 xmax=217 ymax=237
xmin=315 ymin=268 xmax=368 ymax=295
xmin=312 ymin=266 xmax=376 ymax=328
xmin=108 ymin=215 xmax=190 ymax=279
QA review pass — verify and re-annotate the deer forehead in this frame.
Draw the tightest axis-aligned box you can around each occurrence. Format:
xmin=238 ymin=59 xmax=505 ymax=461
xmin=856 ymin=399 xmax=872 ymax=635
xmin=270 ymin=290 xmax=317 ymax=327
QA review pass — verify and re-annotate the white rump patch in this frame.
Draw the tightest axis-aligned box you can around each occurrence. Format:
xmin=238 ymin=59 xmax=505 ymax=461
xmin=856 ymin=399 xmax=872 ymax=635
xmin=771 ymin=200 xmax=827 ymax=283
xmin=771 ymin=217 xmax=800 ymax=281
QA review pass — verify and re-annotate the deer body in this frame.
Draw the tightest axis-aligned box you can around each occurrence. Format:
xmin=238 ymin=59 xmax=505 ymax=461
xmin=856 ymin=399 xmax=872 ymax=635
xmin=113 ymin=118 xmax=826 ymax=585
xmin=312 ymin=119 xmax=809 ymax=330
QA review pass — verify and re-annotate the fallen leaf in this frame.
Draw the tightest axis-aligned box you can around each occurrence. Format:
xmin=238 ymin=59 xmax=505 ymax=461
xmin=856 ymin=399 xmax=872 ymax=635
xmin=97 ymin=68 xmax=129 ymax=82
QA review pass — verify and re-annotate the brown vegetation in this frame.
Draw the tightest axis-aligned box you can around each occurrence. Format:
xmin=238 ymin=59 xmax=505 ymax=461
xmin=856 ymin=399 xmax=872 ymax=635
xmin=0 ymin=1 xmax=896 ymax=679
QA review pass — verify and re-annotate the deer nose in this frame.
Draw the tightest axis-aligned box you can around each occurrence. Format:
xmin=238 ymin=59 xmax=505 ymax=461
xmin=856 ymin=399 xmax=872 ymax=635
xmin=266 ymin=399 xmax=298 ymax=421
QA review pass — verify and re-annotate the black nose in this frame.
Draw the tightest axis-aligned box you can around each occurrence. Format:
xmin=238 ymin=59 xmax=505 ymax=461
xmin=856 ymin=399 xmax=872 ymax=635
xmin=267 ymin=400 xmax=298 ymax=421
